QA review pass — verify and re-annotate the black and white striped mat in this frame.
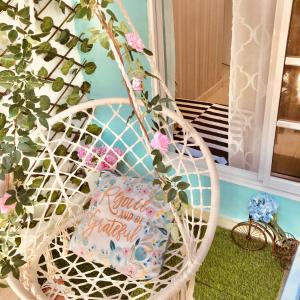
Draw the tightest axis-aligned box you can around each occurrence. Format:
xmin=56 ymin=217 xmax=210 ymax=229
xmin=174 ymin=98 xmax=229 ymax=164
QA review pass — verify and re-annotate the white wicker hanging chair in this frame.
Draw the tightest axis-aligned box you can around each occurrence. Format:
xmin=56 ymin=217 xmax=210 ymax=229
xmin=7 ymin=97 xmax=219 ymax=300
xmin=5 ymin=2 xmax=220 ymax=299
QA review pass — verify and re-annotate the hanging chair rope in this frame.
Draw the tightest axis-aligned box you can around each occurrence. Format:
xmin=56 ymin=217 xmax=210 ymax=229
xmin=95 ymin=4 xmax=193 ymax=263
xmin=115 ymin=0 xmax=175 ymax=102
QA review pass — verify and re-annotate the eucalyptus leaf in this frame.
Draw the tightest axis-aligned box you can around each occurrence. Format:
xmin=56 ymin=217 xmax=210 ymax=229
xmin=52 ymin=77 xmax=64 ymax=92
xmin=66 ymin=36 xmax=79 ymax=49
xmin=0 ymin=23 xmax=13 ymax=31
xmin=56 ymin=29 xmax=70 ymax=45
xmin=55 ymin=204 xmax=66 ymax=215
xmin=18 ymin=142 xmax=37 ymax=155
xmin=87 ymin=124 xmax=102 ymax=135
xmin=8 ymin=29 xmax=18 ymax=43
xmin=61 ymin=59 xmax=74 ymax=75
xmin=41 ymin=17 xmax=53 ymax=32
xmin=84 ymin=62 xmax=96 ymax=75
xmin=2 ymin=155 xmax=12 ymax=170
xmin=38 ymin=67 xmax=48 ymax=78
xmin=51 ymin=122 xmax=66 ymax=132
xmin=75 ymin=6 xmax=88 ymax=18
xmin=39 ymin=117 xmax=48 ymax=129
xmin=153 ymin=179 xmax=161 ymax=186
xmin=80 ymin=182 xmax=90 ymax=194
xmin=0 ymin=55 xmax=16 ymax=68
xmin=22 ymin=157 xmax=30 ymax=169
xmin=0 ymin=70 xmax=17 ymax=88
xmin=17 ymin=7 xmax=29 ymax=19
xmin=40 ymin=95 xmax=51 ymax=110
xmin=54 ymin=145 xmax=67 ymax=156
xmin=16 ymin=113 xmax=35 ymax=131
xmin=172 ymin=176 xmax=182 ymax=182
xmin=31 ymin=178 xmax=43 ymax=188
xmin=43 ymin=159 xmax=51 ymax=170
xmin=167 ymin=188 xmax=177 ymax=202
xmin=81 ymin=81 xmax=91 ymax=93
xmin=177 ymin=181 xmax=190 ymax=190
xmin=0 ymin=113 xmax=6 ymax=129
xmin=44 ymin=47 xmax=57 ymax=61
xmin=178 ymin=191 xmax=189 ymax=204
xmin=80 ymin=38 xmax=93 ymax=53
xmin=66 ymin=87 xmax=81 ymax=106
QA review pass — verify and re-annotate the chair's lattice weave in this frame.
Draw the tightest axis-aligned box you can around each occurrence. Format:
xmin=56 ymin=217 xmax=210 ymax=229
xmin=4 ymin=1 xmax=219 ymax=298
xmin=12 ymin=98 xmax=219 ymax=300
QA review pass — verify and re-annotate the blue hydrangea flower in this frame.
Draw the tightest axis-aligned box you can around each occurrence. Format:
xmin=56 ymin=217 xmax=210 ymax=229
xmin=248 ymin=193 xmax=278 ymax=223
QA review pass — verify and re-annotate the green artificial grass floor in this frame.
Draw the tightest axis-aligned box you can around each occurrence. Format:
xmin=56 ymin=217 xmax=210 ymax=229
xmin=195 ymin=227 xmax=284 ymax=300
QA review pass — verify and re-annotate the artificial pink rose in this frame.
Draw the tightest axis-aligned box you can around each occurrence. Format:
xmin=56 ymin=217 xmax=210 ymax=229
xmin=84 ymin=153 xmax=94 ymax=167
xmin=105 ymin=153 xmax=117 ymax=165
xmin=96 ymin=161 xmax=110 ymax=171
xmin=0 ymin=193 xmax=16 ymax=214
xmin=125 ymin=32 xmax=144 ymax=52
xmin=96 ymin=146 xmax=107 ymax=156
xmin=77 ymin=145 xmax=124 ymax=171
xmin=150 ymin=131 xmax=169 ymax=153
xmin=77 ymin=147 xmax=87 ymax=159
xmin=132 ymin=77 xmax=143 ymax=92
xmin=113 ymin=147 xmax=124 ymax=157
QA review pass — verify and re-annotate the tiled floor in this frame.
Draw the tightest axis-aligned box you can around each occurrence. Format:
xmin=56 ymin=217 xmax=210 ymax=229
xmin=197 ymin=64 xmax=229 ymax=106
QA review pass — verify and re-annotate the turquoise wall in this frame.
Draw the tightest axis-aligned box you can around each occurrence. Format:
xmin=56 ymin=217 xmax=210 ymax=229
xmin=74 ymin=1 xmax=300 ymax=239
xmin=220 ymin=181 xmax=300 ymax=238
xmin=74 ymin=0 xmax=149 ymax=99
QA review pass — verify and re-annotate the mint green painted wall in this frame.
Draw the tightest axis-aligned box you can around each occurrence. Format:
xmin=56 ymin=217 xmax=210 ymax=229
xmin=74 ymin=1 xmax=300 ymax=239
xmin=74 ymin=0 xmax=149 ymax=99
xmin=220 ymin=180 xmax=300 ymax=238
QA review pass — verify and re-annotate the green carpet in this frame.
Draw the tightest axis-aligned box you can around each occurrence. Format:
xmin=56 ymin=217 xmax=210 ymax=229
xmin=41 ymin=227 xmax=284 ymax=299
xmin=195 ymin=227 xmax=284 ymax=300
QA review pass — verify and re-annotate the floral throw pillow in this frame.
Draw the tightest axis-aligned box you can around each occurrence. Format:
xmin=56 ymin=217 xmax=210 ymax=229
xmin=69 ymin=173 xmax=173 ymax=280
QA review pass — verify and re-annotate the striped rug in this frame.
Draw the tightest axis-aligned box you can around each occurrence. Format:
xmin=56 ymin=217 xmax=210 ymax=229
xmin=175 ymin=98 xmax=229 ymax=164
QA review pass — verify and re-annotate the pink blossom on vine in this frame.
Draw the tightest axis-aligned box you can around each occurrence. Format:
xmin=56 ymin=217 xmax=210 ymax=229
xmin=84 ymin=153 xmax=94 ymax=167
xmin=132 ymin=77 xmax=143 ymax=92
xmin=125 ymin=32 xmax=144 ymax=52
xmin=77 ymin=147 xmax=87 ymax=159
xmin=77 ymin=145 xmax=124 ymax=171
xmin=151 ymin=131 xmax=169 ymax=153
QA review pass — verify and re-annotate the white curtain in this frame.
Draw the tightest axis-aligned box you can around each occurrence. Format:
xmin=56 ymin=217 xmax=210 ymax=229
xmin=228 ymin=0 xmax=277 ymax=171
xmin=162 ymin=0 xmax=176 ymax=99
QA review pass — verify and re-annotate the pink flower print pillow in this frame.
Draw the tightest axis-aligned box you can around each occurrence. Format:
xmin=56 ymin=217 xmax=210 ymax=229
xmin=69 ymin=173 xmax=173 ymax=280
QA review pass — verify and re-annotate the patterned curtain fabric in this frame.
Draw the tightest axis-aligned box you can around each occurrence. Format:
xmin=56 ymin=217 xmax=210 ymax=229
xmin=228 ymin=0 xmax=277 ymax=171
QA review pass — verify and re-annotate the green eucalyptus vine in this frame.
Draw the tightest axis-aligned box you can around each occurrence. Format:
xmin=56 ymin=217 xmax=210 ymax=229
xmin=0 ymin=0 xmax=98 ymax=280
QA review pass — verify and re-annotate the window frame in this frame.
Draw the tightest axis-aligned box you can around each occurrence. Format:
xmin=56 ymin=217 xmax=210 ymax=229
xmin=149 ymin=0 xmax=300 ymax=200
xmin=259 ymin=0 xmax=300 ymax=195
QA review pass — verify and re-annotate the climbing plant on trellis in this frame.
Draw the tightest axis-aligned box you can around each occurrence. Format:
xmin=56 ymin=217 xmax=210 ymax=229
xmin=0 ymin=1 xmax=206 ymax=290
xmin=0 ymin=0 xmax=99 ymax=279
